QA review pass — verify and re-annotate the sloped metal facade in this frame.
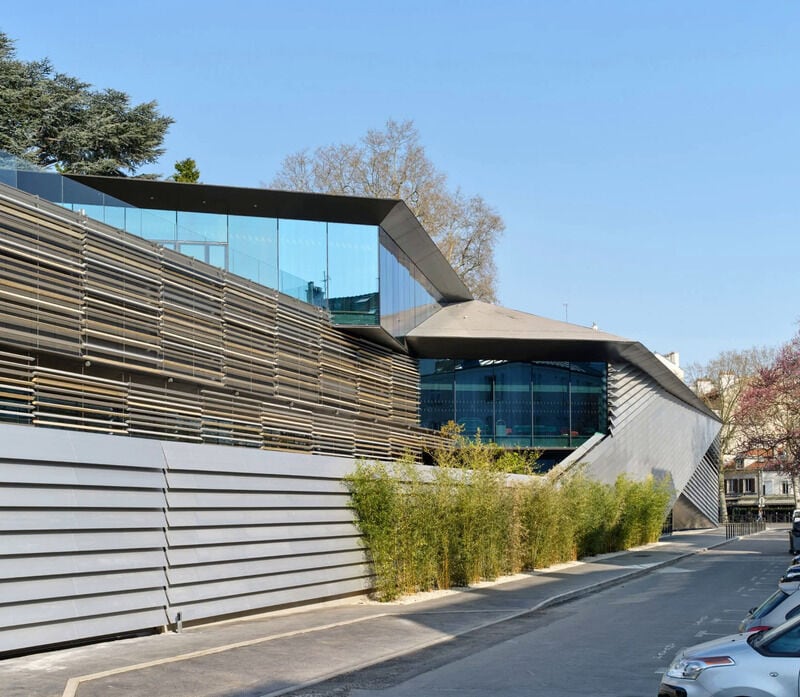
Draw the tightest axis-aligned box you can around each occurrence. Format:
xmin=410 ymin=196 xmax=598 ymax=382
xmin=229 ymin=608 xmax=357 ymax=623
xmin=576 ymin=362 xmax=720 ymax=527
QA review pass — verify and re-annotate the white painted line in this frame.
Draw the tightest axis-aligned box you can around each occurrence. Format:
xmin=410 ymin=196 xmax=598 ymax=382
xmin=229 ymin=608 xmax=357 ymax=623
xmin=61 ymin=613 xmax=390 ymax=697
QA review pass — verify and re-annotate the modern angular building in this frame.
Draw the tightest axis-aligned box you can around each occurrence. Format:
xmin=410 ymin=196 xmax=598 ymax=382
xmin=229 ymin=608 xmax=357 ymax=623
xmin=0 ymin=153 xmax=720 ymax=653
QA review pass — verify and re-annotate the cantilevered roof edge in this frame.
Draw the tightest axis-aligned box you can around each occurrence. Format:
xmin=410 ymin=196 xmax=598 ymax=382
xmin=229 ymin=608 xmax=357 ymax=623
xmin=405 ymin=300 xmax=719 ymax=421
xmin=67 ymin=175 xmax=473 ymax=303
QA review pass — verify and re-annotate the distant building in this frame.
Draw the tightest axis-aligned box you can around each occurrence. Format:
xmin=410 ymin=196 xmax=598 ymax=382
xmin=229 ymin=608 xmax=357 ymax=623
xmin=724 ymin=452 xmax=795 ymax=521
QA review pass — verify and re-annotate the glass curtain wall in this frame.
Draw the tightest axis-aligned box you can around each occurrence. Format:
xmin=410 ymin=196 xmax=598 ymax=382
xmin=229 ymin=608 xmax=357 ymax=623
xmin=327 ymin=223 xmax=379 ymax=325
xmin=1 ymin=154 xmax=444 ymax=334
xmin=379 ymin=228 xmax=440 ymax=338
xmin=419 ymin=359 xmax=607 ymax=448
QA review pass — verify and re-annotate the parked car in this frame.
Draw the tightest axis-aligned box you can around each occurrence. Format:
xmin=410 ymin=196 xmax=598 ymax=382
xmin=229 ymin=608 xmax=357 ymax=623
xmin=660 ymin=613 xmax=800 ymax=696
xmin=790 ymin=519 xmax=800 ymax=553
xmin=781 ymin=565 xmax=800 ymax=583
xmin=739 ymin=580 xmax=800 ymax=632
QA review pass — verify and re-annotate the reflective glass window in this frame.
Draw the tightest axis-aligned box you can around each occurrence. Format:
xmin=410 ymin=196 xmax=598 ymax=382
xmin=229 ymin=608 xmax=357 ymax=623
xmin=570 ymin=362 xmax=607 ymax=445
xmin=380 ymin=231 xmax=423 ymax=337
xmin=278 ymin=219 xmax=327 ymax=306
xmin=533 ymin=363 xmax=571 ymax=447
xmin=0 ymin=166 xmax=16 ymax=187
xmin=101 ymin=202 xmax=127 ymax=230
xmin=328 ymin=223 xmax=379 ymax=325
xmin=454 ymin=360 xmax=496 ymax=439
xmin=17 ymin=170 xmax=63 ymax=201
xmin=228 ymin=215 xmax=278 ymax=289
xmin=178 ymin=243 xmax=210 ymax=264
xmin=413 ymin=267 xmax=439 ymax=328
xmin=63 ymin=177 xmax=103 ymax=206
xmin=177 ymin=211 xmax=228 ymax=243
xmin=208 ymin=245 xmax=227 ymax=269
xmin=419 ymin=359 xmax=456 ymax=432
xmin=494 ymin=362 xmax=533 ymax=447
xmin=419 ymin=360 xmax=607 ymax=451
xmin=125 ymin=208 xmax=176 ymax=241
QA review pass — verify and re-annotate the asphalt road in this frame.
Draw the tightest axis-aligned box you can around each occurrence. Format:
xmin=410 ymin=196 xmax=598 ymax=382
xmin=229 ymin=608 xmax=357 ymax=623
xmin=286 ymin=529 xmax=792 ymax=697
xmin=1 ymin=528 xmax=786 ymax=697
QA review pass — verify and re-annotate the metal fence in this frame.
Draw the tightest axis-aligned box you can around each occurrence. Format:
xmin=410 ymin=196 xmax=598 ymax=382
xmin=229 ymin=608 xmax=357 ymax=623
xmin=725 ymin=521 xmax=767 ymax=539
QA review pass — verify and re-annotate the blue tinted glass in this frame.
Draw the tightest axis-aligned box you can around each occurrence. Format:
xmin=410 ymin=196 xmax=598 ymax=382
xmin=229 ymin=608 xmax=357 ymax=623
xmin=17 ymin=170 xmax=63 ymax=202
xmin=101 ymin=202 xmax=127 ymax=229
xmin=379 ymin=229 xmax=441 ymax=337
xmin=419 ymin=359 xmax=456 ymax=431
xmin=177 ymin=211 xmax=228 ymax=243
xmin=328 ymin=223 xmax=379 ymax=325
xmin=178 ymin=244 xmax=209 ymax=264
xmin=278 ymin=219 xmax=327 ymax=306
xmin=79 ymin=204 xmax=109 ymax=223
xmin=0 ymin=167 xmax=15 ymax=187
xmin=420 ymin=360 xmax=608 ymax=450
xmin=494 ymin=362 xmax=533 ymax=447
xmin=126 ymin=208 xmax=176 ymax=241
xmin=228 ymin=215 xmax=278 ymax=289
xmin=570 ymin=362 xmax=607 ymax=444
xmin=533 ymin=363 xmax=571 ymax=447
xmin=63 ymin=177 xmax=103 ymax=206
xmin=208 ymin=245 xmax=227 ymax=269
xmin=413 ymin=267 xmax=438 ymax=328
xmin=380 ymin=238 xmax=415 ymax=336
xmin=454 ymin=361 xmax=495 ymax=439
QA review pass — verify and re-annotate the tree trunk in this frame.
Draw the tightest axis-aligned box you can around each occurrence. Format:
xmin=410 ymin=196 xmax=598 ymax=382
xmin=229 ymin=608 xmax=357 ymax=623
xmin=718 ymin=461 xmax=729 ymax=524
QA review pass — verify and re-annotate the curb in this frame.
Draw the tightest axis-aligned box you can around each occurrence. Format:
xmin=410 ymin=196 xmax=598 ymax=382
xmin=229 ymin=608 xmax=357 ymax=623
xmin=258 ymin=537 xmax=736 ymax=697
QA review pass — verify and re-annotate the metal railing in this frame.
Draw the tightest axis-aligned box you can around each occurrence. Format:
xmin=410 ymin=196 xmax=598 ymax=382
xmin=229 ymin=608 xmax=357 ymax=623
xmin=725 ymin=521 xmax=767 ymax=539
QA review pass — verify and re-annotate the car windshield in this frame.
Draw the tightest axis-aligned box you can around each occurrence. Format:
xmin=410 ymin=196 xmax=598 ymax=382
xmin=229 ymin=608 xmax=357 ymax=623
xmin=752 ymin=613 xmax=800 ymax=649
xmin=751 ymin=589 xmax=790 ymax=619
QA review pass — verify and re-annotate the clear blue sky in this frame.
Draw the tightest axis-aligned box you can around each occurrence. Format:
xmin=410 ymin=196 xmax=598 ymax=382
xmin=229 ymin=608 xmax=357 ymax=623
xmin=5 ymin=1 xmax=798 ymax=369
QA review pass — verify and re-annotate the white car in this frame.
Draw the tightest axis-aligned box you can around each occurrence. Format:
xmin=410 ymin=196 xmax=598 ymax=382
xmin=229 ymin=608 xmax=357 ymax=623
xmin=740 ymin=580 xmax=800 ymax=632
xmin=660 ymin=613 xmax=800 ymax=697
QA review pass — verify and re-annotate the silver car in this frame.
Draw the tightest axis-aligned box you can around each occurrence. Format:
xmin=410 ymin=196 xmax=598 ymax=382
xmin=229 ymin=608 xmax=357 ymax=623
xmin=660 ymin=613 xmax=800 ymax=696
xmin=740 ymin=580 xmax=800 ymax=632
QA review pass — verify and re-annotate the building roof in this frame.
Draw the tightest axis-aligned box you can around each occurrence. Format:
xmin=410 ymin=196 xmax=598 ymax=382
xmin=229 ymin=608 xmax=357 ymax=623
xmin=405 ymin=300 xmax=719 ymax=419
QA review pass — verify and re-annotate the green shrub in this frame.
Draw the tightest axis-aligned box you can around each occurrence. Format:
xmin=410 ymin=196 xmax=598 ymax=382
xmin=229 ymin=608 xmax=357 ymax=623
xmin=344 ymin=458 xmax=672 ymax=601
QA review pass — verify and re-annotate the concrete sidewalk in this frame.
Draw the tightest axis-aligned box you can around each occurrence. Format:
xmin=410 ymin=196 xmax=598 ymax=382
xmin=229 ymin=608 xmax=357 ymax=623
xmin=0 ymin=529 xmax=732 ymax=697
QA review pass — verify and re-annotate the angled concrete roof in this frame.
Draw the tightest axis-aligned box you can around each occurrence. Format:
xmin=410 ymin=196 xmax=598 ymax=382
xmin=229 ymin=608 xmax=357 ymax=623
xmin=405 ymin=301 xmax=718 ymax=420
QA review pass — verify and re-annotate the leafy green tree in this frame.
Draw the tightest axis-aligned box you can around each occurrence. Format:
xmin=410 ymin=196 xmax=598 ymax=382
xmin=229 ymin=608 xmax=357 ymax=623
xmin=171 ymin=157 xmax=200 ymax=183
xmin=0 ymin=32 xmax=172 ymax=176
xmin=271 ymin=119 xmax=504 ymax=302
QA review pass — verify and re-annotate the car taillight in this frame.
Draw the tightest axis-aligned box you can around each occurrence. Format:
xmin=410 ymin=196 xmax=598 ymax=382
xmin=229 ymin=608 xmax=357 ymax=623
xmin=746 ymin=625 xmax=771 ymax=632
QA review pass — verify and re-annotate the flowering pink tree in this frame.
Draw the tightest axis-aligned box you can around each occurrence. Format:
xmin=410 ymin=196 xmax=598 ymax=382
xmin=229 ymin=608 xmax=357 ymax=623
xmin=737 ymin=332 xmax=800 ymax=506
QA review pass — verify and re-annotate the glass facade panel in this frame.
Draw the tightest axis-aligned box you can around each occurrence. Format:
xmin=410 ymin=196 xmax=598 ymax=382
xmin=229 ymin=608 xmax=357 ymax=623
xmin=228 ymin=215 xmax=278 ymax=289
xmin=125 ymin=208 xmax=176 ymax=241
xmin=420 ymin=359 xmax=607 ymax=450
xmin=454 ymin=361 xmax=495 ymax=439
xmin=494 ymin=362 xmax=534 ymax=447
xmin=379 ymin=228 xmax=441 ymax=337
xmin=533 ymin=364 xmax=570 ymax=448
xmin=327 ymin=223 xmax=379 ymax=325
xmin=177 ymin=211 xmax=228 ymax=243
xmin=278 ymin=219 xmax=327 ymax=306
xmin=179 ymin=244 xmax=211 ymax=264
xmin=569 ymin=362 xmax=607 ymax=445
xmin=0 ymin=151 xmax=446 ymax=336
